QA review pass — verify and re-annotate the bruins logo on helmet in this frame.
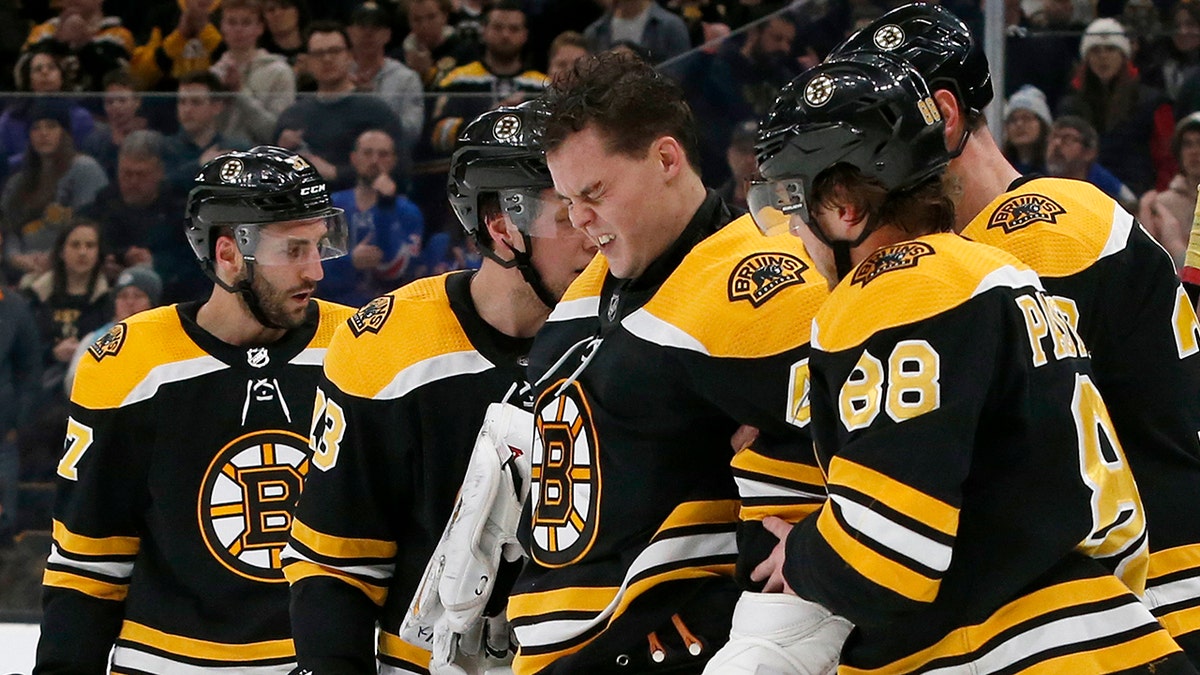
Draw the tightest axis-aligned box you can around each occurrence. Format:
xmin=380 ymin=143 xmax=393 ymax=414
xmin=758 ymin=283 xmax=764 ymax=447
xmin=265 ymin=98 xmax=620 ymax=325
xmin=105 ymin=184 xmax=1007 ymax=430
xmin=199 ymin=429 xmax=311 ymax=583
xmin=804 ymin=75 xmax=836 ymax=107
xmin=873 ymin=24 xmax=905 ymax=50
xmin=530 ymin=379 xmax=601 ymax=568
xmin=348 ymin=295 xmax=394 ymax=337
xmin=851 ymin=241 xmax=935 ymax=286
xmin=88 ymin=322 xmax=127 ymax=362
xmin=492 ymin=113 xmax=522 ymax=141
xmin=987 ymin=194 xmax=1067 ymax=233
xmin=728 ymin=252 xmax=808 ymax=307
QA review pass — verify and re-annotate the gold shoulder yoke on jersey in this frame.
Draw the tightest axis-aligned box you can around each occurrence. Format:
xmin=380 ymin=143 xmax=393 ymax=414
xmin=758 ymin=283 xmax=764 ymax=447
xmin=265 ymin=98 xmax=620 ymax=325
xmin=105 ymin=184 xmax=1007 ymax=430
xmin=815 ymin=233 xmax=1037 ymax=353
xmin=324 ymin=274 xmax=477 ymax=398
xmin=72 ymin=306 xmax=210 ymax=410
xmin=313 ymin=299 xmax=357 ymax=348
xmin=961 ymin=177 xmax=1124 ymax=278
xmin=560 ymin=254 xmax=609 ymax=303
xmin=638 ymin=215 xmax=829 ymax=358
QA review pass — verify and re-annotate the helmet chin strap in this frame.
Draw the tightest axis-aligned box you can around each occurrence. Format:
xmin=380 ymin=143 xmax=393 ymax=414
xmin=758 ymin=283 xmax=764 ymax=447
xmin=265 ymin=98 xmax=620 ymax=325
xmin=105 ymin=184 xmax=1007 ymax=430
xmin=475 ymin=231 xmax=558 ymax=309
xmin=807 ymin=211 xmax=879 ymax=282
xmin=204 ymin=259 xmax=288 ymax=330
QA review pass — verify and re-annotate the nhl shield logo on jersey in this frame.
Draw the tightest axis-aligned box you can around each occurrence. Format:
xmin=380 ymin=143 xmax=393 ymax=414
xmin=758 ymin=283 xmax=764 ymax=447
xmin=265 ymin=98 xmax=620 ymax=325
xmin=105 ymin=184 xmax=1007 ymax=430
xmin=198 ymin=430 xmax=311 ymax=583
xmin=728 ymin=252 xmax=808 ymax=307
xmin=530 ymin=379 xmax=601 ymax=567
xmin=347 ymin=295 xmax=394 ymax=337
xmin=88 ymin=322 xmax=127 ymax=362
xmin=987 ymin=194 xmax=1067 ymax=233
xmin=851 ymin=241 xmax=935 ymax=286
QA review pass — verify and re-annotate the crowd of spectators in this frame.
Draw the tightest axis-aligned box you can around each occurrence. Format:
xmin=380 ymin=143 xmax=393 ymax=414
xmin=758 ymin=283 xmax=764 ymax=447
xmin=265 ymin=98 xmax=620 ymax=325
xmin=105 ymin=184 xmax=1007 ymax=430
xmin=0 ymin=0 xmax=1195 ymax=557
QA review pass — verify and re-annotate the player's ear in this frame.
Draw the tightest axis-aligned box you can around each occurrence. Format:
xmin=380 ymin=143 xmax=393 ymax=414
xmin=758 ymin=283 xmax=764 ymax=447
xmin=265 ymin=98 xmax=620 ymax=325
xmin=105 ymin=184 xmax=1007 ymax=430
xmin=933 ymin=89 xmax=962 ymax=151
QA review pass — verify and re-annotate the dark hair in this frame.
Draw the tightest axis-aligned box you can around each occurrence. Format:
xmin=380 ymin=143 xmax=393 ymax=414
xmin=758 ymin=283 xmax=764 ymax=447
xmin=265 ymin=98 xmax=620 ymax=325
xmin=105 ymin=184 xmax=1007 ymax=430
xmin=102 ymin=68 xmax=137 ymax=91
xmin=178 ymin=70 xmax=227 ymax=94
xmin=485 ymin=0 xmax=526 ymax=24
xmin=15 ymin=115 xmax=76 ymax=217
xmin=306 ymin=19 xmax=350 ymax=49
xmin=811 ymin=164 xmax=955 ymax=237
xmin=49 ymin=219 xmax=104 ymax=300
xmin=542 ymin=52 xmax=699 ymax=167
xmin=405 ymin=0 xmax=452 ymax=17
xmin=15 ymin=45 xmax=64 ymax=92
xmin=1052 ymin=115 xmax=1100 ymax=149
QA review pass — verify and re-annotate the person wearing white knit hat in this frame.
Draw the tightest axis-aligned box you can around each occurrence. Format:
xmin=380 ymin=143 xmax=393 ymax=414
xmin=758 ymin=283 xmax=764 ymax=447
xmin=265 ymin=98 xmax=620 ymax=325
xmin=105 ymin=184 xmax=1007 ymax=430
xmin=1079 ymin=16 xmax=1133 ymax=62
xmin=1002 ymin=84 xmax=1053 ymax=172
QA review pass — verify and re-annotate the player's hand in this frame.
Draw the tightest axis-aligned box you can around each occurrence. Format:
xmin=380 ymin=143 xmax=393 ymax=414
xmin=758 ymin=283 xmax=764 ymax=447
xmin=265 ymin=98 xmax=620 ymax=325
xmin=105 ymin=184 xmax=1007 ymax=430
xmin=751 ymin=516 xmax=797 ymax=595
xmin=731 ymin=424 xmax=759 ymax=451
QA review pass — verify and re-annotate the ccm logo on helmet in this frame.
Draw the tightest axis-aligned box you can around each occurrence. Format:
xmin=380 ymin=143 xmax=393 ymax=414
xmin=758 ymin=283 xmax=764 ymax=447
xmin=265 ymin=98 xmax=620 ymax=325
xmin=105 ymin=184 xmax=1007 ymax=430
xmin=299 ymin=184 xmax=326 ymax=196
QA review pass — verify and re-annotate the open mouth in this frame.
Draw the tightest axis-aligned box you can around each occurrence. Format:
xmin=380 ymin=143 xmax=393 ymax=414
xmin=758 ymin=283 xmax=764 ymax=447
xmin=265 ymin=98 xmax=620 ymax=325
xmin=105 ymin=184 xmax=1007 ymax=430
xmin=596 ymin=234 xmax=615 ymax=246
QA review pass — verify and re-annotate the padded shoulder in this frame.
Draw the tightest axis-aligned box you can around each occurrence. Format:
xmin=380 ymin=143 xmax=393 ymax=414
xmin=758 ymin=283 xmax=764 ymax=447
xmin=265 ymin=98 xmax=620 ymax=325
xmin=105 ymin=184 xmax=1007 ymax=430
xmin=632 ymin=215 xmax=830 ymax=358
xmin=814 ymin=233 xmax=1042 ymax=353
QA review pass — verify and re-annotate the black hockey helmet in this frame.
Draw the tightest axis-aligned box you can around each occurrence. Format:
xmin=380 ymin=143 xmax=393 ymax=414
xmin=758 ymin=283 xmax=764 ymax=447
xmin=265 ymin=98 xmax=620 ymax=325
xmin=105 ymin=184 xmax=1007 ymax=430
xmin=752 ymin=50 xmax=949 ymax=235
xmin=186 ymin=145 xmax=348 ymax=326
xmin=448 ymin=100 xmax=565 ymax=308
xmin=829 ymin=2 xmax=993 ymax=117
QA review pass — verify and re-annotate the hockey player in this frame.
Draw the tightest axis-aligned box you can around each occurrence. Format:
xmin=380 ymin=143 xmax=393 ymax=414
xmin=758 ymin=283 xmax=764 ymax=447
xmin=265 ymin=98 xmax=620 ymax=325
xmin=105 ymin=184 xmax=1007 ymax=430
xmin=506 ymin=52 xmax=833 ymax=674
xmin=282 ymin=100 xmax=597 ymax=675
xmin=828 ymin=4 xmax=1200 ymax=663
xmin=34 ymin=146 xmax=355 ymax=673
xmin=734 ymin=52 xmax=1198 ymax=675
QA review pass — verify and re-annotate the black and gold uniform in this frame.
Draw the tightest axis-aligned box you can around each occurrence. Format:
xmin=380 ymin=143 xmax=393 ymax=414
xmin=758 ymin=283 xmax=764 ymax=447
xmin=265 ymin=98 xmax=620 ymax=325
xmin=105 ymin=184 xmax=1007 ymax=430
xmin=783 ymin=232 xmax=1193 ymax=674
xmin=961 ymin=176 xmax=1200 ymax=658
xmin=509 ymin=197 xmax=830 ymax=675
xmin=37 ymin=299 xmax=352 ymax=674
xmin=285 ymin=272 xmax=534 ymax=675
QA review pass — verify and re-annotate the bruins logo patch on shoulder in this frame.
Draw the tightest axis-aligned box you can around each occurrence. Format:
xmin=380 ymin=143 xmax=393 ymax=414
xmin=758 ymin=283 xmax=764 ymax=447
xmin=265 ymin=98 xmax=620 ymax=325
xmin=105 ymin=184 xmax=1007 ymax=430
xmin=852 ymin=241 xmax=935 ymax=286
xmin=987 ymin=194 xmax=1066 ymax=233
xmin=729 ymin=252 xmax=808 ymax=307
xmin=347 ymin=296 xmax=393 ymax=337
xmin=88 ymin=322 xmax=127 ymax=362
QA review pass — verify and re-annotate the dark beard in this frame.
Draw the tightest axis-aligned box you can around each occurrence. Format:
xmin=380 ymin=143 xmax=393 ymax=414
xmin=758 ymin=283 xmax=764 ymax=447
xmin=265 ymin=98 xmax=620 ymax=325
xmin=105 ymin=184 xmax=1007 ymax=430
xmin=249 ymin=270 xmax=313 ymax=329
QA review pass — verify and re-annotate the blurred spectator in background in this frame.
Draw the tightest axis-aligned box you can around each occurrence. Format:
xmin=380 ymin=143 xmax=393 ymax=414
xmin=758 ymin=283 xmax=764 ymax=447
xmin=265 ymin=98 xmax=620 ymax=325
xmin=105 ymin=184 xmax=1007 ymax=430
xmin=1 ymin=99 xmax=108 ymax=270
xmin=317 ymin=128 xmax=423 ymax=307
xmin=1002 ymin=84 xmax=1053 ymax=173
xmin=130 ymin=0 xmax=222 ymax=92
xmin=82 ymin=129 xmax=205 ymax=303
xmin=583 ymin=0 xmax=691 ymax=63
xmin=80 ymin=68 xmax=147 ymax=176
xmin=1139 ymin=111 xmax=1200 ymax=270
xmin=211 ymin=0 xmax=297 ymax=144
xmin=274 ymin=21 xmax=406 ymax=190
xmin=547 ymin=30 xmax=589 ymax=82
xmin=19 ymin=220 xmax=109 ymax=397
xmin=262 ymin=0 xmax=309 ymax=65
xmin=428 ymin=1 xmax=546 ymax=156
xmin=1045 ymin=114 xmax=1139 ymax=209
xmin=1059 ymin=17 xmax=1176 ymax=195
xmin=400 ymin=0 xmax=480 ymax=88
xmin=0 ymin=277 xmax=41 ymax=548
xmin=682 ymin=12 xmax=798 ymax=186
xmin=1006 ymin=0 xmax=1084 ymax=111
xmin=63 ymin=264 xmax=159 ymax=395
xmin=714 ymin=118 xmax=756 ymax=210
xmin=20 ymin=0 xmax=134 ymax=94
xmin=164 ymin=71 xmax=250 ymax=191
xmin=347 ymin=2 xmax=424 ymax=152
xmin=0 ymin=48 xmax=95 ymax=168
xmin=451 ymin=0 xmax=486 ymax=47
xmin=1141 ymin=1 xmax=1200 ymax=102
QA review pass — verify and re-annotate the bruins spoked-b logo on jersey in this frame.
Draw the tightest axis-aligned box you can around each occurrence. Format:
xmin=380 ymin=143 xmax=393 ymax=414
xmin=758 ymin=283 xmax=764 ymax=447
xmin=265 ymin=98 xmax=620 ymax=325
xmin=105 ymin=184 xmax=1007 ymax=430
xmin=987 ymin=194 xmax=1067 ymax=233
xmin=199 ymin=430 xmax=311 ymax=582
xmin=88 ymin=322 xmax=127 ymax=361
xmin=530 ymin=380 xmax=601 ymax=568
xmin=851 ymin=241 xmax=934 ymax=286
xmin=348 ymin=295 xmax=394 ymax=337
xmin=728 ymin=252 xmax=808 ymax=307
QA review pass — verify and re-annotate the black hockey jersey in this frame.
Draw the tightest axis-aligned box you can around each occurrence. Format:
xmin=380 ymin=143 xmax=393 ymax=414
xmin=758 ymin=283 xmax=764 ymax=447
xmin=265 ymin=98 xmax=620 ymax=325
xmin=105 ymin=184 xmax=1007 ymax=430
xmin=509 ymin=199 xmax=830 ymax=675
xmin=784 ymin=233 xmax=1190 ymax=674
xmin=284 ymin=272 xmax=535 ymax=675
xmin=36 ymin=299 xmax=353 ymax=674
xmin=961 ymin=177 xmax=1200 ymax=658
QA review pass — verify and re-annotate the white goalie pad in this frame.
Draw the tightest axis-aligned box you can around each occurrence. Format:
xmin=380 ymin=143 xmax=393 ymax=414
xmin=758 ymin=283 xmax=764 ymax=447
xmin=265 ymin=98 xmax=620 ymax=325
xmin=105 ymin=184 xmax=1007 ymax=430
xmin=702 ymin=592 xmax=853 ymax=675
xmin=400 ymin=402 xmax=533 ymax=674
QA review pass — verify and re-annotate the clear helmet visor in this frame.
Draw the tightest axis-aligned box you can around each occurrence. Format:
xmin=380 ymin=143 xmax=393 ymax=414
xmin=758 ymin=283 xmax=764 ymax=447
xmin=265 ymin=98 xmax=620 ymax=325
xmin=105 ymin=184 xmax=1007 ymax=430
xmin=234 ymin=210 xmax=349 ymax=266
xmin=747 ymin=178 xmax=809 ymax=237
xmin=498 ymin=187 xmax=573 ymax=239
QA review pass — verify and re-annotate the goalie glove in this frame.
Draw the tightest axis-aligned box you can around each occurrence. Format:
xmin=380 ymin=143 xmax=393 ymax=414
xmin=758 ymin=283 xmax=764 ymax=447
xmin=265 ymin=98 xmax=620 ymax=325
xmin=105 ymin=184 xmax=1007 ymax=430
xmin=400 ymin=402 xmax=533 ymax=675
xmin=702 ymin=592 xmax=853 ymax=675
